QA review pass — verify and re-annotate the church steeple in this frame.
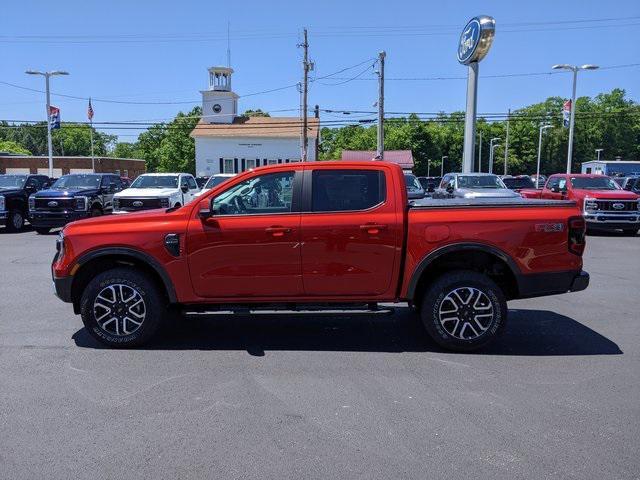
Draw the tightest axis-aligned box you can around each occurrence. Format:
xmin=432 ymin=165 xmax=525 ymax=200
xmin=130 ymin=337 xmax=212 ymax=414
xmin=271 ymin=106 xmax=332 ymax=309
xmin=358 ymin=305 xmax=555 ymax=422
xmin=201 ymin=66 xmax=238 ymax=124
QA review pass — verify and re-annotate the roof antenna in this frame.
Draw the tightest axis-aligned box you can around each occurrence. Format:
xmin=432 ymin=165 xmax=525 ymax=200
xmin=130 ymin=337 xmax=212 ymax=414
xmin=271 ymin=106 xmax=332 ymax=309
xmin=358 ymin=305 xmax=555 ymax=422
xmin=227 ymin=21 xmax=231 ymax=68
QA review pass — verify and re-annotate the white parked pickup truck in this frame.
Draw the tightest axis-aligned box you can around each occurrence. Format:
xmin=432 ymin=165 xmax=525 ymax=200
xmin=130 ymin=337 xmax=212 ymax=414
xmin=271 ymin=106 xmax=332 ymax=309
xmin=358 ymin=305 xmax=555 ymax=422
xmin=112 ymin=173 xmax=199 ymax=213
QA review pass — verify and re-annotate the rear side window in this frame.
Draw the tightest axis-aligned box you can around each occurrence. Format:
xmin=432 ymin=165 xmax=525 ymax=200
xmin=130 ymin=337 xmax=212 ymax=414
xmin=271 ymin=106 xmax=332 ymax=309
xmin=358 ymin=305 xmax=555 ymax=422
xmin=312 ymin=169 xmax=386 ymax=212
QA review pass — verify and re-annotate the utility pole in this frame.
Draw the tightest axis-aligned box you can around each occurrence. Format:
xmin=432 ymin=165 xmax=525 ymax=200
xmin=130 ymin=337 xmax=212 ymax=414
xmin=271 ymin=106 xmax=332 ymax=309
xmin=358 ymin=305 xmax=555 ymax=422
xmin=503 ymin=109 xmax=510 ymax=175
xmin=596 ymin=148 xmax=603 ymax=161
xmin=441 ymin=156 xmax=448 ymax=176
xmin=376 ymin=51 xmax=386 ymax=160
xmin=427 ymin=159 xmax=430 ymax=177
xmin=477 ymin=130 xmax=482 ymax=172
xmin=489 ymin=137 xmax=500 ymax=174
xmin=299 ymin=28 xmax=310 ymax=161
xmin=536 ymin=125 xmax=552 ymax=187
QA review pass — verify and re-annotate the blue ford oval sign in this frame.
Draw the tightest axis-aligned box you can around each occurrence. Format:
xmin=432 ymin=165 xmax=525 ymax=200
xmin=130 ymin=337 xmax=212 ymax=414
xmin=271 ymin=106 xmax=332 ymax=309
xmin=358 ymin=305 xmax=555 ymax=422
xmin=457 ymin=16 xmax=496 ymax=65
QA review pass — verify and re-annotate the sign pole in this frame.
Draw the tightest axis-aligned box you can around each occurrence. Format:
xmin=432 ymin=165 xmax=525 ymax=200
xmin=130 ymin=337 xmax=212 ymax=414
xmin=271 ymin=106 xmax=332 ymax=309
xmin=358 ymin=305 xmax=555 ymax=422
xmin=457 ymin=16 xmax=495 ymax=175
xmin=462 ymin=62 xmax=478 ymax=173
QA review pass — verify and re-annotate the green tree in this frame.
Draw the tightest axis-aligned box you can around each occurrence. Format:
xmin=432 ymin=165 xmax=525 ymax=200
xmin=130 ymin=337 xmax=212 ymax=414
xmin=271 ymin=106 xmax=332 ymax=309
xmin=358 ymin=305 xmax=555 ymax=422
xmin=0 ymin=140 xmax=31 ymax=155
xmin=243 ymin=109 xmax=270 ymax=117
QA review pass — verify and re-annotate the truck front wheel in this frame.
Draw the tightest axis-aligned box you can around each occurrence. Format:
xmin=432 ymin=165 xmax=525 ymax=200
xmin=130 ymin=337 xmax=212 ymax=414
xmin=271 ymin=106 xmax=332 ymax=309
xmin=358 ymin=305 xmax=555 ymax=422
xmin=420 ymin=270 xmax=507 ymax=352
xmin=80 ymin=268 xmax=164 ymax=347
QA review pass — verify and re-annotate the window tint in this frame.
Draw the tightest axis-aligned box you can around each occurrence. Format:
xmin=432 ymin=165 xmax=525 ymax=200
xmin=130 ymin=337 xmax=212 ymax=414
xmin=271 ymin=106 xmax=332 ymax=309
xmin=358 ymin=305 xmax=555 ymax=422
xmin=213 ymin=171 xmax=294 ymax=215
xmin=187 ymin=176 xmax=198 ymax=189
xmin=312 ymin=170 xmax=385 ymax=212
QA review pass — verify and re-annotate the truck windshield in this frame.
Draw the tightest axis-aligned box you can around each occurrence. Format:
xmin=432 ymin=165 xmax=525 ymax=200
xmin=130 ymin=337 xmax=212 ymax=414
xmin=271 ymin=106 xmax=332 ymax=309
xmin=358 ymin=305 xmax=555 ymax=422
xmin=52 ymin=174 xmax=101 ymax=189
xmin=204 ymin=176 xmax=232 ymax=189
xmin=502 ymin=177 xmax=535 ymax=189
xmin=457 ymin=175 xmax=506 ymax=189
xmin=571 ymin=177 xmax=620 ymax=190
xmin=0 ymin=175 xmax=27 ymax=189
xmin=130 ymin=175 xmax=179 ymax=189
xmin=404 ymin=174 xmax=422 ymax=191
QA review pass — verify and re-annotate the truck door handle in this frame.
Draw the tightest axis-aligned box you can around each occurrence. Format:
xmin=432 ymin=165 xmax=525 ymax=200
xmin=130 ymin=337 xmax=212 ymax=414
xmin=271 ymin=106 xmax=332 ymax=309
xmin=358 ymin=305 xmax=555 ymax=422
xmin=360 ymin=224 xmax=388 ymax=234
xmin=265 ymin=226 xmax=291 ymax=237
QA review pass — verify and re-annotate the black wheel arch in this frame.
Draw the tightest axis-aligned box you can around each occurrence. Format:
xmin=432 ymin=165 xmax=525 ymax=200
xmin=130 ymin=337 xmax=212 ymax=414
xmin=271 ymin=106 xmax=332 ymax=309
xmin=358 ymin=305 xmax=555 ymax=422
xmin=406 ymin=242 xmax=523 ymax=302
xmin=70 ymin=247 xmax=178 ymax=313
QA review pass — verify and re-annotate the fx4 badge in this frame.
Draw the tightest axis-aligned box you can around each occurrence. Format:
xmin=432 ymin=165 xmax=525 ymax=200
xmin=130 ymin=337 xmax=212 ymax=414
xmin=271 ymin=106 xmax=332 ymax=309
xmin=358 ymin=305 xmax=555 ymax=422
xmin=535 ymin=223 xmax=565 ymax=233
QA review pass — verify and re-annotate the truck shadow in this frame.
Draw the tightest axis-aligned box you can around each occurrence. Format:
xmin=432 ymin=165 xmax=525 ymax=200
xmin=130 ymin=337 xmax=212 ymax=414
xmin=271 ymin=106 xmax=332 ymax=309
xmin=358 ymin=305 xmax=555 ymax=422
xmin=72 ymin=308 xmax=622 ymax=356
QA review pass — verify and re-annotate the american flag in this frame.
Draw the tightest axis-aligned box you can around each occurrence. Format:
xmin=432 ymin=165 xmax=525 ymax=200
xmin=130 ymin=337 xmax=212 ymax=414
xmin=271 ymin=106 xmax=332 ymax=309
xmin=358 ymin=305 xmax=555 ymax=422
xmin=87 ymin=98 xmax=94 ymax=121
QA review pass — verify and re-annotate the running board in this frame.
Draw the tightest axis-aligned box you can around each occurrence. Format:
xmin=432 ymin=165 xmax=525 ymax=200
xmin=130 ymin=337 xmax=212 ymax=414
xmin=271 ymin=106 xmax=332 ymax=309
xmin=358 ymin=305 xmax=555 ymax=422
xmin=184 ymin=306 xmax=394 ymax=317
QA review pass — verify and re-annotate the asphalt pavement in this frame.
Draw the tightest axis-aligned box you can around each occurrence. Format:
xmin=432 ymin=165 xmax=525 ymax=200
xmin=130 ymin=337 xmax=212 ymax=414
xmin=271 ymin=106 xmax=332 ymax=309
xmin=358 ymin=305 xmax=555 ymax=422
xmin=0 ymin=226 xmax=638 ymax=479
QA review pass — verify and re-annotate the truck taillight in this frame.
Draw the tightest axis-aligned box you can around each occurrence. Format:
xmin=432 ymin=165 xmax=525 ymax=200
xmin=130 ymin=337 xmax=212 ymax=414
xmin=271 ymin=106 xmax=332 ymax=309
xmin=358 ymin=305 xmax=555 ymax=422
xmin=568 ymin=216 xmax=586 ymax=256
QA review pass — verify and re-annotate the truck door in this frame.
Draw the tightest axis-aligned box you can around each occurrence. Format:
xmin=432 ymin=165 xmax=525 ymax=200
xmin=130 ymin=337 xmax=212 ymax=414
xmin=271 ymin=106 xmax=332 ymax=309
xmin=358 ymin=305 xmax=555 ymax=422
xmin=300 ymin=167 xmax=401 ymax=297
xmin=187 ymin=169 xmax=303 ymax=298
xmin=542 ymin=177 xmax=567 ymax=200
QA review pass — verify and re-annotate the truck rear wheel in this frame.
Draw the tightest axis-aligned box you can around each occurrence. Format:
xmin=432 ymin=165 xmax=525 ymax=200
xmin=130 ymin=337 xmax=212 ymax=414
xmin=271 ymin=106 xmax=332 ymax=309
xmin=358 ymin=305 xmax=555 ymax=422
xmin=420 ymin=270 xmax=507 ymax=352
xmin=6 ymin=210 xmax=25 ymax=232
xmin=80 ymin=268 xmax=164 ymax=347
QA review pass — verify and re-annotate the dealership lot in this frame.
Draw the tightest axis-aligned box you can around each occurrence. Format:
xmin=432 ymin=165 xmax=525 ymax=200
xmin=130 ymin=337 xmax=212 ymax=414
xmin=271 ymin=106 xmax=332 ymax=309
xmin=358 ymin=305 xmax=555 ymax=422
xmin=0 ymin=228 xmax=638 ymax=479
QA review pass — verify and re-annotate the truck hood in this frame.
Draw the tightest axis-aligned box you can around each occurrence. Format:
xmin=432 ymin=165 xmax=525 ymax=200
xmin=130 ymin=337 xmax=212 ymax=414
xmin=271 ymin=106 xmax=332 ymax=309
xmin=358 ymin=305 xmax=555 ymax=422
xmin=457 ymin=188 xmax=521 ymax=199
xmin=114 ymin=188 xmax=178 ymax=198
xmin=0 ymin=188 xmax=23 ymax=196
xmin=572 ymin=189 xmax=639 ymax=200
xmin=34 ymin=188 xmax=99 ymax=198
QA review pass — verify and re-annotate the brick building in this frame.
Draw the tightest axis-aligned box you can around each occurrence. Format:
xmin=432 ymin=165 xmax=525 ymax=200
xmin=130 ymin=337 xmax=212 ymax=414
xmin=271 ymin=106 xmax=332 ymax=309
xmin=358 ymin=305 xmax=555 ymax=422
xmin=0 ymin=155 xmax=146 ymax=178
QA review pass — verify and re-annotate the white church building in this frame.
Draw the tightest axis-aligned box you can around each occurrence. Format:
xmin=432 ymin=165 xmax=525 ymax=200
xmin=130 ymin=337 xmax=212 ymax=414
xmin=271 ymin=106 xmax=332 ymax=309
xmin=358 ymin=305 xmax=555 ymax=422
xmin=191 ymin=66 xmax=319 ymax=176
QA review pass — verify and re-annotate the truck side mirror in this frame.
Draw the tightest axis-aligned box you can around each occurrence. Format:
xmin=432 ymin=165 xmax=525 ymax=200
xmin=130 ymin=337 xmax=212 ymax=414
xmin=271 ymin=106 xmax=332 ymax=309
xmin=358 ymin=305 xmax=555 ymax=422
xmin=181 ymin=185 xmax=189 ymax=194
xmin=550 ymin=186 xmax=559 ymax=193
xmin=446 ymin=186 xmax=454 ymax=194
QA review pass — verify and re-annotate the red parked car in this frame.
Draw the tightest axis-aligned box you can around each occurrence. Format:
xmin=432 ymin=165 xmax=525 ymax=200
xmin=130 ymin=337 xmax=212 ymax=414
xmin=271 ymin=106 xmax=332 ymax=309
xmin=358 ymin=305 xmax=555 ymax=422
xmin=52 ymin=161 xmax=588 ymax=351
xmin=520 ymin=173 xmax=640 ymax=235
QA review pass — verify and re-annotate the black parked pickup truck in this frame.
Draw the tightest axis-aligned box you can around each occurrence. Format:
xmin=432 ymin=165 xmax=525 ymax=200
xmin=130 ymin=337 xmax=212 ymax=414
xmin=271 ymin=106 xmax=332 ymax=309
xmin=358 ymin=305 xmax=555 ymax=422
xmin=0 ymin=174 xmax=52 ymax=232
xmin=29 ymin=173 xmax=126 ymax=234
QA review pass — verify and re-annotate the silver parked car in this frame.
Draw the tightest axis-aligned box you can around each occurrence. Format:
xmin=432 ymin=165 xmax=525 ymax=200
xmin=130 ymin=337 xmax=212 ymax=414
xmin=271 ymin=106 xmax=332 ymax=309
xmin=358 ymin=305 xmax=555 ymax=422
xmin=432 ymin=173 xmax=521 ymax=199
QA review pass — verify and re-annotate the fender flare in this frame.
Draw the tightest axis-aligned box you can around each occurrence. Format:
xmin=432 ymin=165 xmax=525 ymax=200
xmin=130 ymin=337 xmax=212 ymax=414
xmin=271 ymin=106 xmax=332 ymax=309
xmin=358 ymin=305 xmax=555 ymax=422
xmin=406 ymin=242 xmax=522 ymax=300
xmin=73 ymin=247 xmax=178 ymax=303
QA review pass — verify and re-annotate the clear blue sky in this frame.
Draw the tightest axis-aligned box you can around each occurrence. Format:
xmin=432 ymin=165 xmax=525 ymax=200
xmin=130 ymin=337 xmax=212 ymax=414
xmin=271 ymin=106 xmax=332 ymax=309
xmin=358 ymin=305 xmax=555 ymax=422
xmin=1 ymin=0 xmax=639 ymax=141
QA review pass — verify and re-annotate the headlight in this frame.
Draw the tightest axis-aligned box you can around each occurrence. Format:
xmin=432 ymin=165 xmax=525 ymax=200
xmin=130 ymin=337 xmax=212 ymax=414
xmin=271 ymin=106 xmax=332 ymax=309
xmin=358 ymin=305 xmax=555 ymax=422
xmin=28 ymin=196 xmax=35 ymax=211
xmin=56 ymin=230 xmax=65 ymax=262
xmin=159 ymin=197 xmax=170 ymax=208
xmin=583 ymin=197 xmax=598 ymax=211
xmin=0 ymin=195 xmax=5 ymax=211
xmin=75 ymin=196 xmax=88 ymax=211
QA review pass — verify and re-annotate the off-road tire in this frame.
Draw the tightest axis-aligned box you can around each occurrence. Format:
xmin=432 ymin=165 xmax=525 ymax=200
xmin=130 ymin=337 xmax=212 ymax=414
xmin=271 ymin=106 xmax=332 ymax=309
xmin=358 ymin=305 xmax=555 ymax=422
xmin=420 ymin=270 xmax=507 ymax=352
xmin=80 ymin=267 xmax=165 ymax=347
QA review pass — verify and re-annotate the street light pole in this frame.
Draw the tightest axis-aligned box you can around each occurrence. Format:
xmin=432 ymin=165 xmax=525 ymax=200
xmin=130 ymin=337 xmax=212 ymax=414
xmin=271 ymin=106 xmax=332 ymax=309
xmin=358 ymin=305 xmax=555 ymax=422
xmin=25 ymin=70 xmax=69 ymax=178
xmin=596 ymin=148 xmax=604 ymax=161
xmin=489 ymin=137 xmax=500 ymax=174
xmin=477 ymin=130 xmax=482 ymax=172
xmin=552 ymin=63 xmax=599 ymax=173
xmin=441 ymin=156 xmax=448 ymax=176
xmin=427 ymin=159 xmax=430 ymax=177
xmin=536 ymin=125 xmax=552 ymax=187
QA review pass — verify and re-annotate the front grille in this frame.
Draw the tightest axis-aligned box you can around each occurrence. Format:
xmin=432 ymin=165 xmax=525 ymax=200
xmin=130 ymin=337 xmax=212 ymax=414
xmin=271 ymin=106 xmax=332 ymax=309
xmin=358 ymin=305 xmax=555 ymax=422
xmin=594 ymin=200 xmax=638 ymax=211
xmin=117 ymin=198 xmax=163 ymax=211
xmin=34 ymin=198 xmax=75 ymax=211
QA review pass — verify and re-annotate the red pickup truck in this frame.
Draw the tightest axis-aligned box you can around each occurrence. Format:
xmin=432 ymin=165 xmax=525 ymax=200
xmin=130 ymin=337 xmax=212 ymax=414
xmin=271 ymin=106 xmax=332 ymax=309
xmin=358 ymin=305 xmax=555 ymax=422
xmin=520 ymin=173 xmax=640 ymax=235
xmin=52 ymin=162 xmax=589 ymax=351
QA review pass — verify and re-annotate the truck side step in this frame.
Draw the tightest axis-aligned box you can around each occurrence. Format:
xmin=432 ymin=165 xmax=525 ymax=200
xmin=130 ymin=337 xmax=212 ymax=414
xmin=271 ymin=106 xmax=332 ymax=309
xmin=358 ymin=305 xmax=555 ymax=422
xmin=183 ymin=305 xmax=394 ymax=317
